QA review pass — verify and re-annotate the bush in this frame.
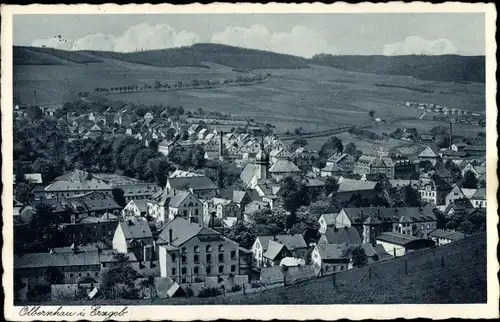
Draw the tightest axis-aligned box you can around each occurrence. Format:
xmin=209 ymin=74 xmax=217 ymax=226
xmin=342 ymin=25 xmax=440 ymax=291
xmin=230 ymin=284 xmax=242 ymax=292
xmin=27 ymin=284 xmax=51 ymax=302
xmin=198 ymin=286 xmax=222 ymax=298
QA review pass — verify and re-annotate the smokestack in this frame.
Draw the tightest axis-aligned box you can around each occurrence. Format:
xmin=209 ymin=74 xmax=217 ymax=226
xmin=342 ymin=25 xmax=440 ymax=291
xmin=168 ymin=228 xmax=173 ymax=243
xmin=219 ymin=130 xmax=224 ymax=160
xmin=449 ymin=122 xmax=453 ymax=149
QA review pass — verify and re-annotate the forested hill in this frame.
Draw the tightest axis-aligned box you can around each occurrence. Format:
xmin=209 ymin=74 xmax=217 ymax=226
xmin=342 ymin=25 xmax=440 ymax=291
xmin=310 ymin=54 xmax=485 ymax=83
xmin=14 ymin=44 xmax=485 ymax=82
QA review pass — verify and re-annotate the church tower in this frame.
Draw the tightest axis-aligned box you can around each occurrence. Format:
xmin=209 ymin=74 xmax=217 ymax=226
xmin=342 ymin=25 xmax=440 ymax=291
xmin=255 ymin=135 xmax=269 ymax=180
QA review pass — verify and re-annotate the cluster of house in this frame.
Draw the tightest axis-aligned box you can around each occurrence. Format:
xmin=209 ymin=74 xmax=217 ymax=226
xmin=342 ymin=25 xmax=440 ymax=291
xmin=13 ymin=126 xmax=487 ymax=301
xmin=404 ymin=101 xmax=485 ymax=126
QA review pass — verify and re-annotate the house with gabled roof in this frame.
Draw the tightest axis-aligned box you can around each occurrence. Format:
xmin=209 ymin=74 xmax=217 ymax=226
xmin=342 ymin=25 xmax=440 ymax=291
xmin=445 ymin=184 xmax=477 ymax=207
xmin=166 ymin=175 xmax=218 ymax=200
xmin=252 ymin=234 xmax=308 ymax=268
xmin=428 ymin=229 xmax=466 ymax=246
xmin=146 ymin=189 xmax=174 ymax=225
xmin=269 ymin=159 xmax=302 ymax=181
xmin=168 ymin=191 xmax=203 ymax=224
xmin=318 ymin=213 xmax=337 ymax=234
xmin=262 ymin=240 xmax=293 ymax=267
xmin=470 ymin=188 xmax=486 ymax=208
xmin=354 ymin=155 xmax=395 ymax=179
xmin=156 ymin=217 xmax=240 ymax=284
xmin=418 ymin=146 xmax=439 ymax=166
xmin=318 ymin=226 xmax=362 ymax=245
xmin=443 ymin=198 xmax=474 ymax=218
xmin=113 ymin=220 xmax=154 ymax=264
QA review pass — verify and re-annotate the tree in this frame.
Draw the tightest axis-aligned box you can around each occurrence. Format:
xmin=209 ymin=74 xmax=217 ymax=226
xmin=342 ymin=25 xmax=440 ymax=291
xmin=403 ymin=185 xmax=421 ymax=207
xmin=350 ymin=246 xmax=368 ymax=268
xmin=100 ymin=253 xmax=140 ymax=299
xmin=435 ymin=134 xmax=451 ymax=149
xmin=290 ymin=138 xmax=307 ymax=151
xmin=279 ymin=177 xmax=311 ymax=214
xmin=419 ymin=160 xmax=434 ymax=173
xmin=44 ymin=266 xmax=65 ymax=285
xmin=344 ymin=142 xmax=357 ymax=156
xmin=224 ymin=220 xmax=256 ymax=249
xmin=319 ymin=136 xmax=343 ymax=159
xmin=324 ymin=176 xmax=339 ymax=197
xmin=368 ymin=110 xmax=375 ymax=118
xmin=15 ymin=183 xmax=32 ymax=204
xmin=112 ymin=188 xmax=127 ymax=207
xmin=434 ymin=209 xmax=447 ymax=229
xmin=461 ymin=170 xmax=478 ymax=189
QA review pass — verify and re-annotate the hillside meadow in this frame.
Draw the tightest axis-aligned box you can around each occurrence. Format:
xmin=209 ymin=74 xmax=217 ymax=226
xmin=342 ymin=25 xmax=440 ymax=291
xmin=14 ymin=47 xmax=485 ymax=134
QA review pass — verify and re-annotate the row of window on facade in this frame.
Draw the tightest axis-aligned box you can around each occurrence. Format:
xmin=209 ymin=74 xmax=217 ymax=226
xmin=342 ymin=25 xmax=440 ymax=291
xmin=172 ymin=251 xmax=236 ymax=263
xmin=181 ymin=244 xmax=230 ymax=254
xmin=171 ymin=264 xmax=237 ymax=276
xmin=421 ymin=191 xmax=435 ymax=197
xmin=32 ymin=272 xmax=99 ymax=280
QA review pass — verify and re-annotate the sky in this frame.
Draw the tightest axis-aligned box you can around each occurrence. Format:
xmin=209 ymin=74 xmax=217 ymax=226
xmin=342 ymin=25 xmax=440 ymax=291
xmin=13 ymin=13 xmax=485 ymax=57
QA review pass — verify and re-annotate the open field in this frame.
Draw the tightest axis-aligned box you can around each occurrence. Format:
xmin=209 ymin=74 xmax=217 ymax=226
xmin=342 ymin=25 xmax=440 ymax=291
xmin=35 ymin=233 xmax=486 ymax=305
xmin=15 ymin=54 xmax=485 ymax=133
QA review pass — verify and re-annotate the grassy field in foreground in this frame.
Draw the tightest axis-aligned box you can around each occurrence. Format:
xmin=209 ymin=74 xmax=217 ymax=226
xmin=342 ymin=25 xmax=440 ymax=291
xmin=36 ymin=233 xmax=486 ymax=306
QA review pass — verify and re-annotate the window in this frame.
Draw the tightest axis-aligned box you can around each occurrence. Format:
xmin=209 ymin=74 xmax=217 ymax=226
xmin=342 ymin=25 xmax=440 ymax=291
xmin=206 ymin=245 xmax=212 ymax=252
xmin=70 ymin=274 xmax=74 ymax=278
xmin=206 ymin=254 xmax=212 ymax=263
xmin=194 ymin=245 xmax=199 ymax=253
xmin=231 ymin=251 xmax=236 ymax=260
xmin=172 ymin=268 xmax=176 ymax=276
xmin=182 ymin=255 xmax=187 ymax=264
xmin=219 ymin=244 xmax=224 ymax=252
xmin=171 ymin=254 xmax=176 ymax=262
xmin=79 ymin=273 xmax=82 ymax=277
xmin=194 ymin=266 xmax=199 ymax=275
xmin=194 ymin=254 xmax=199 ymax=263
xmin=340 ymin=266 xmax=344 ymax=271
xmin=219 ymin=266 xmax=224 ymax=273
xmin=421 ymin=224 xmax=424 ymax=230
xmin=427 ymin=224 xmax=430 ymax=229
xmin=181 ymin=247 xmax=187 ymax=253
xmin=206 ymin=266 xmax=211 ymax=274
xmin=95 ymin=272 xmax=99 ymax=277
xmin=231 ymin=265 xmax=236 ymax=273
xmin=195 ymin=209 xmax=199 ymax=215
xmin=219 ymin=253 xmax=224 ymax=262
xmin=87 ymin=273 xmax=90 ymax=277
xmin=181 ymin=278 xmax=187 ymax=283
xmin=181 ymin=267 xmax=187 ymax=275
xmin=183 ymin=210 xmax=187 ymax=217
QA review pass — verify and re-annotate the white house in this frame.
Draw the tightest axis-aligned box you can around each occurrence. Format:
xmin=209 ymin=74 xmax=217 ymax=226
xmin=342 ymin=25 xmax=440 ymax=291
xmin=122 ymin=200 xmax=147 ymax=219
xmin=318 ymin=213 xmax=337 ymax=234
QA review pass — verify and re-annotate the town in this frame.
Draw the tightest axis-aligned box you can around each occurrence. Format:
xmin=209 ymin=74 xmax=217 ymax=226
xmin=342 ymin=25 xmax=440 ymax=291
xmin=13 ymin=94 xmax=486 ymax=303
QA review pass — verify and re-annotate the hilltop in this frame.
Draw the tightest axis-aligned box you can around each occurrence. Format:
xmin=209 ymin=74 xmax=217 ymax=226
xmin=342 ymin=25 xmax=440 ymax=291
xmin=14 ymin=44 xmax=485 ymax=82
xmin=13 ymin=44 xmax=309 ymax=69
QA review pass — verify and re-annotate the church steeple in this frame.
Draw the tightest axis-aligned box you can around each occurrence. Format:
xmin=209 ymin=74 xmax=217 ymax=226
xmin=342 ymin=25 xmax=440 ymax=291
xmin=255 ymin=135 xmax=269 ymax=180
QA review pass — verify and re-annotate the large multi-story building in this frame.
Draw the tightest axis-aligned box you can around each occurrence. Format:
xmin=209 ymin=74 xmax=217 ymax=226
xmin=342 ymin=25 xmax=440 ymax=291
xmin=354 ymin=155 xmax=395 ymax=179
xmin=157 ymin=217 xmax=240 ymax=284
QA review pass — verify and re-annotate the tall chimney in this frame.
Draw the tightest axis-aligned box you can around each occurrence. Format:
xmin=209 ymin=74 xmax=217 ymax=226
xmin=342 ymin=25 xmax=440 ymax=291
xmin=449 ymin=122 xmax=453 ymax=149
xmin=168 ymin=228 xmax=173 ymax=243
xmin=219 ymin=130 xmax=224 ymax=160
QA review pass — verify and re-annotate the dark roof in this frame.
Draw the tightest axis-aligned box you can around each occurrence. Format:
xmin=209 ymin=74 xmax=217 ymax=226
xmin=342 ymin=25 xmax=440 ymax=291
xmin=257 ymin=234 xmax=307 ymax=251
xmin=168 ymin=176 xmax=217 ymax=191
xmin=15 ymin=250 xmax=100 ymax=269
xmin=157 ymin=217 xmax=228 ymax=247
xmin=342 ymin=207 xmax=436 ymax=224
xmin=320 ymin=226 xmax=361 ymax=245
xmin=376 ymin=232 xmax=422 ymax=246
xmin=119 ymin=220 xmax=153 ymax=240
xmin=428 ymin=229 xmax=466 ymax=241
xmin=168 ymin=191 xmax=195 ymax=208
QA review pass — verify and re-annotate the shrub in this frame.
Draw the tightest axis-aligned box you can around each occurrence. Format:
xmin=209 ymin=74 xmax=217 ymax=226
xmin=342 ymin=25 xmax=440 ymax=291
xmin=198 ymin=286 xmax=222 ymax=298
xmin=230 ymin=284 xmax=242 ymax=292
